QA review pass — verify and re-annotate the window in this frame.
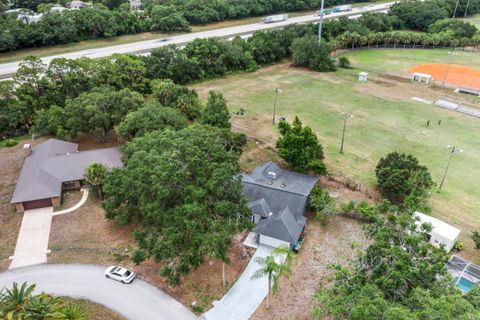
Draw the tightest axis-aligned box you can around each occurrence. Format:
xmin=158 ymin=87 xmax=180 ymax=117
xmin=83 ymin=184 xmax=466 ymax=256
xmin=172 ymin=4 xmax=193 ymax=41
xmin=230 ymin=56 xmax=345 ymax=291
xmin=62 ymin=181 xmax=77 ymax=188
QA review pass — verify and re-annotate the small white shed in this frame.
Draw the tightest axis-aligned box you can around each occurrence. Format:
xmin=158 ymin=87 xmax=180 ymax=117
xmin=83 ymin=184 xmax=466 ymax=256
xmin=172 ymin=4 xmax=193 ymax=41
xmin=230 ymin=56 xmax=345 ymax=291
xmin=358 ymin=72 xmax=368 ymax=81
xmin=414 ymin=211 xmax=461 ymax=252
xmin=412 ymin=72 xmax=432 ymax=84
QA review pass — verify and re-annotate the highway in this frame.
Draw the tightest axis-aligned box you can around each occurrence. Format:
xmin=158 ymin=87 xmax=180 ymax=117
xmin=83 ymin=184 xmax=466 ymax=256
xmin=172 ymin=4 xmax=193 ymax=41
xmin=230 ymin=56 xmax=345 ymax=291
xmin=0 ymin=2 xmax=394 ymax=78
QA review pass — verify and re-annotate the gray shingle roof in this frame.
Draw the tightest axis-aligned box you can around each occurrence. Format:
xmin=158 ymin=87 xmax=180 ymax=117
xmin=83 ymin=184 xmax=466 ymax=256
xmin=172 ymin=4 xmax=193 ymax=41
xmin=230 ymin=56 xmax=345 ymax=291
xmin=11 ymin=139 xmax=123 ymax=203
xmin=243 ymin=162 xmax=318 ymax=244
xmin=254 ymin=207 xmax=306 ymax=243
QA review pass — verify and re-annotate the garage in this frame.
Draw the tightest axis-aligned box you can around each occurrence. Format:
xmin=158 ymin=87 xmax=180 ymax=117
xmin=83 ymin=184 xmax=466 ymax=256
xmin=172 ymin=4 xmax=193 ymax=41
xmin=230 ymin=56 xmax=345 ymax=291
xmin=23 ymin=198 xmax=52 ymax=210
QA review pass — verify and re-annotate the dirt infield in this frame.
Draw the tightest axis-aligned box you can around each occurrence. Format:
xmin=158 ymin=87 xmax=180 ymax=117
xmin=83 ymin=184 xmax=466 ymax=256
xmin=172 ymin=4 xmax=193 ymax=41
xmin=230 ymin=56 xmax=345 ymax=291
xmin=408 ymin=64 xmax=480 ymax=89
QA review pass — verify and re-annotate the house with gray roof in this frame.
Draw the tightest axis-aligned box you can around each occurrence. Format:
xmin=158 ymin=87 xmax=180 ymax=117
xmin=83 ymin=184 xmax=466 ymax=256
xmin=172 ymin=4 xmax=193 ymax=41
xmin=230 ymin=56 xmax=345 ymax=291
xmin=242 ymin=162 xmax=318 ymax=249
xmin=11 ymin=139 xmax=122 ymax=212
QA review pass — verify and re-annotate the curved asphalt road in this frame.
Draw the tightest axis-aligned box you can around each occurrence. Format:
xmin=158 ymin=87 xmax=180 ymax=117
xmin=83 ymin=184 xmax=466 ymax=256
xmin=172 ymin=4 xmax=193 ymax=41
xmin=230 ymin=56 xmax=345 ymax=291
xmin=0 ymin=264 xmax=197 ymax=320
xmin=0 ymin=1 xmax=395 ymax=79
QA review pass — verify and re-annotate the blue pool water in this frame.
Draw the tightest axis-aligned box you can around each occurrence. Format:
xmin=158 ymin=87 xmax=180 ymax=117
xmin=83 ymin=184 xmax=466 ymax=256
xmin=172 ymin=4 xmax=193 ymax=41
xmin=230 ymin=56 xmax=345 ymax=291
xmin=456 ymin=277 xmax=475 ymax=293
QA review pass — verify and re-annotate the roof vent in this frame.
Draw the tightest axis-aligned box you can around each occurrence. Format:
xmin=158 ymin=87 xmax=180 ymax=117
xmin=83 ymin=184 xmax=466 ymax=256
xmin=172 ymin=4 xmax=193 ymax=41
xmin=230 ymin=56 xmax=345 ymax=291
xmin=267 ymin=180 xmax=273 ymax=185
xmin=280 ymin=183 xmax=286 ymax=188
xmin=266 ymin=171 xmax=277 ymax=180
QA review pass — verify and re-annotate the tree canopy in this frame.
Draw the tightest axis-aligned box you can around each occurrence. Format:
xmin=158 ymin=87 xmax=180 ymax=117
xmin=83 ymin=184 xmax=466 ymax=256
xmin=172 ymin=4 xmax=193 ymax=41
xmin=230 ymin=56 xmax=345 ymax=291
xmin=102 ymin=126 xmax=251 ymax=284
xmin=375 ymin=152 xmax=434 ymax=209
xmin=200 ymin=90 xmax=231 ymax=129
xmin=313 ymin=207 xmax=480 ymax=319
xmin=276 ymin=117 xmax=326 ymax=174
xmin=116 ymin=101 xmax=188 ymax=140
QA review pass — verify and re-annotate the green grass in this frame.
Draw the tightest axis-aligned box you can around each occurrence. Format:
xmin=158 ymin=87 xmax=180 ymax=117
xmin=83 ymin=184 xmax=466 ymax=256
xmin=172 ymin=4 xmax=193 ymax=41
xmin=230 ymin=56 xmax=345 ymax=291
xmin=463 ymin=14 xmax=480 ymax=28
xmin=341 ymin=48 xmax=480 ymax=76
xmin=193 ymin=49 xmax=480 ymax=263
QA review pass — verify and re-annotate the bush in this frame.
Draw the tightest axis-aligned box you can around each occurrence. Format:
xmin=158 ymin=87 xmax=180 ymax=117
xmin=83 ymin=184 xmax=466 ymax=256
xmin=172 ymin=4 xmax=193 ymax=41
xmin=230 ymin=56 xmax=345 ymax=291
xmin=454 ymin=241 xmax=464 ymax=251
xmin=0 ymin=138 xmax=19 ymax=148
xmin=309 ymin=186 xmax=337 ymax=224
xmin=291 ymin=35 xmax=337 ymax=72
xmin=338 ymin=56 xmax=352 ymax=69
xmin=472 ymin=231 xmax=480 ymax=250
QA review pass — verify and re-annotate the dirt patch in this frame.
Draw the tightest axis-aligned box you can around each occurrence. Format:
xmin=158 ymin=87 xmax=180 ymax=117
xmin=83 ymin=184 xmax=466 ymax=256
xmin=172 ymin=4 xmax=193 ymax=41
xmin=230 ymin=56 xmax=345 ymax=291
xmin=408 ymin=63 xmax=480 ymax=89
xmin=251 ymin=215 xmax=366 ymax=320
xmin=54 ymin=190 xmax=84 ymax=212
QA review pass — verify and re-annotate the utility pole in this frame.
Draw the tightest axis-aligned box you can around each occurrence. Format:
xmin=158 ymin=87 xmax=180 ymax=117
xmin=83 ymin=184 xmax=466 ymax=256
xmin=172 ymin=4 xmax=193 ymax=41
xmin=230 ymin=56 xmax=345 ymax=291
xmin=438 ymin=145 xmax=463 ymax=192
xmin=318 ymin=0 xmax=325 ymax=46
xmin=442 ymin=64 xmax=451 ymax=87
xmin=464 ymin=0 xmax=471 ymax=17
xmin=272 ymin=88 xmax=282 ymax=125
xmin=453 ymin=0 xmax=460 ymax=18
xmin=340 ymin=112 xmax=353 ymax=154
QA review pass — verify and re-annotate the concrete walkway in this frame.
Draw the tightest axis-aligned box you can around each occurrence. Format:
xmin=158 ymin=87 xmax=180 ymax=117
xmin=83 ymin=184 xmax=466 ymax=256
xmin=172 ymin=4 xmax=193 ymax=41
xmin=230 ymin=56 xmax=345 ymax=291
xmin=53 ymin=188 xmax=89 ymax=216
xmin=9 ymin=207 xmax=53 ymax=270
xmin=202 ymin=245 xmax=280 ymax=320
xmin=0 ymin=264 xmax=197 ymax=320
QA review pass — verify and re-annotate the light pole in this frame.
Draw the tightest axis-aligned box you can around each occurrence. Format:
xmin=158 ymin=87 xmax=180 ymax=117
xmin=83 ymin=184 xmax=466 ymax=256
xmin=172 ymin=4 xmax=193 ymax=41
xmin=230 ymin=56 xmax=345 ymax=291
xmin=318 ymin=0 xmax=325 ymax=46
xmin=340 ymin=112 xmax=353 ymax=154
xmin=453 ymin=0 xmax=460 ymax=18
xmin=438 ymin=145 xmax=463 ymax=192
xmin=465 ymin=0 xmax=471 ymax=17
xmin=442 ymin=64 xmax=451 ymax=87
xmin=272 ymin=88 xmax=282 ymax=125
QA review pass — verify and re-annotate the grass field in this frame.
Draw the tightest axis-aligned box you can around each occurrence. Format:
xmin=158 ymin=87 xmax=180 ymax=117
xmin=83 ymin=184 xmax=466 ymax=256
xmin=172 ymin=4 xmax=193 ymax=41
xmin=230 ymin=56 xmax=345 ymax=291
xmin=193 ymin=49 xmax=480 ymax=262
xmin=463 ymin=14 xmax=480 ymax=28
xmin=342 ymin=48 xmax=480 ymax=76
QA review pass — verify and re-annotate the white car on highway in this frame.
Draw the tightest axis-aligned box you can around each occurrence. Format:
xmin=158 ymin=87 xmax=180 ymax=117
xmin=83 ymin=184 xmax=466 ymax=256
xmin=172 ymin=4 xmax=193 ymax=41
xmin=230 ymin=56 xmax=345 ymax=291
xmin=104 ymin=266 xmax=136 ymax=284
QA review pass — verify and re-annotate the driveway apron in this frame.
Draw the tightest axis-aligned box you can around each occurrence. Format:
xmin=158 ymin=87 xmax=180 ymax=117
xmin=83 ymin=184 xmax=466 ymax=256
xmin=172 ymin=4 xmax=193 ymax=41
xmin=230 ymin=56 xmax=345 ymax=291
xmin=9 ymin=207 xmax=53 ymax=270
xmin=202 ymin=244 xmax=280 ymax=320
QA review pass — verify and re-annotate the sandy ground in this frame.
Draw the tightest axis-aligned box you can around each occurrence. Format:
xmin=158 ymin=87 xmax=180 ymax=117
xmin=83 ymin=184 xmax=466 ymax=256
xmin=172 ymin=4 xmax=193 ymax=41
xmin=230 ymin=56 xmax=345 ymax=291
xmin=251 ymin=215 xmax=366 ymax=320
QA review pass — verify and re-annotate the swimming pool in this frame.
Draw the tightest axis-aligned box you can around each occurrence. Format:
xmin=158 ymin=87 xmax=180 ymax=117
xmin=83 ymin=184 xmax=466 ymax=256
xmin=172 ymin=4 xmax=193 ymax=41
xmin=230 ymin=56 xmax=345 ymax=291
xmin=456 ymin=277 xmax=475 ymax=293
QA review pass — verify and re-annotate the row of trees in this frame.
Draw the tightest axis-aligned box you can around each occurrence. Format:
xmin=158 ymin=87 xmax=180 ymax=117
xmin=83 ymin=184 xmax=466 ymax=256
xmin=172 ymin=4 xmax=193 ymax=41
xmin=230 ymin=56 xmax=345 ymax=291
xmin=1 ymin=282 xmax=87 ymax=319
xmin=334 ymin=29 xmax=480 ymax=51
xmin=3 ymin=22 xmax=479 ymax=140
xmin=0 ymin=0 xmax=371 ymax=52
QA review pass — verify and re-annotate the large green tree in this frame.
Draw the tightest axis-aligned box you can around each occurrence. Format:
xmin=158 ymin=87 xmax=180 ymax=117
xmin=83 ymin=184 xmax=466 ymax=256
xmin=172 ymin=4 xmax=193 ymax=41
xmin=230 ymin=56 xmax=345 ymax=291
xmin=291 ymin=35 xmax=337 ymax=72
xmin=116 ymin=101 xmax=188 ymax=141
xmin=375 ymin=152 xmax=434 ymax=208
xmin=65 ymin=86 xmax=144 ymax=142
xmin=276 ymin=117 xmax=326 ymax=174
xmin=151 ymin=79 xmax=202 ymax=120
xmin=200 ymin=90 xmax=231 ymax=129
xmin=102 ymin=126 xmax=251 ymax=284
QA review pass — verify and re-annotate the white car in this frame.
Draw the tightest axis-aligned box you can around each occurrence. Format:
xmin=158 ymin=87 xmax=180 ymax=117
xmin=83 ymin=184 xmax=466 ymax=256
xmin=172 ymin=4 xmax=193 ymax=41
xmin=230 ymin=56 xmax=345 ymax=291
xmin=104 ymin=266 xmax=136 ymax=284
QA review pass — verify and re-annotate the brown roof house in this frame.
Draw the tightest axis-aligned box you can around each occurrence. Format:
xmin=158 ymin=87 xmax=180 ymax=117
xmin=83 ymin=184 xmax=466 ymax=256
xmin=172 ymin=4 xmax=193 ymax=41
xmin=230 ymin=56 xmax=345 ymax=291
xmin=11 ymin=139 xmax=123 ymax=212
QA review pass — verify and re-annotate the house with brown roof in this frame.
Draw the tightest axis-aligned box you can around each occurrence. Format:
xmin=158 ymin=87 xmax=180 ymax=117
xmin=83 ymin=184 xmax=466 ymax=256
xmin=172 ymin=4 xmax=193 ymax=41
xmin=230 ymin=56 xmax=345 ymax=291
xmin=11 ymin=139 xmax=123 ymax=212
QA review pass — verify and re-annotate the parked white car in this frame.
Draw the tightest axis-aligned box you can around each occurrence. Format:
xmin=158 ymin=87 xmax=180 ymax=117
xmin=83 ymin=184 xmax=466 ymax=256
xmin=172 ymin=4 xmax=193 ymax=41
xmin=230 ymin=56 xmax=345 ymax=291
xmin=104 ymin=266 xmax=136 ymax=284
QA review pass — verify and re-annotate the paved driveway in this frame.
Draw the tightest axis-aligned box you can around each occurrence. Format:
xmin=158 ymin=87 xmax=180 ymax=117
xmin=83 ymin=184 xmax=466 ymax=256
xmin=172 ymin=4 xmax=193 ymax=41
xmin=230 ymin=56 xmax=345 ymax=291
xmin=202 ymin=245 xmax=280 ymax=320
xmin=9 ymin=207 xmax=53 ymax=269
xmin=0 ymin=264 xmax=197 ymax=320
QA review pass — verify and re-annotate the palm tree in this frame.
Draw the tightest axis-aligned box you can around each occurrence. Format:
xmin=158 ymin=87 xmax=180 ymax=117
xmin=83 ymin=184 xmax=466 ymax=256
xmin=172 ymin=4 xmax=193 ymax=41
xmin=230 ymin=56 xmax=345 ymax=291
xmin=0 ymin=282 xmax=36 ymax=316
xmin=59 ymin=302 xmax=88 ymax=320
xmin=250 ymin=245 xmax=295 ymax=309
xmin=22 ymin=293 xmax=63 ymax=319
xmin=86 ymin=162 xmax=107 ymax=199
